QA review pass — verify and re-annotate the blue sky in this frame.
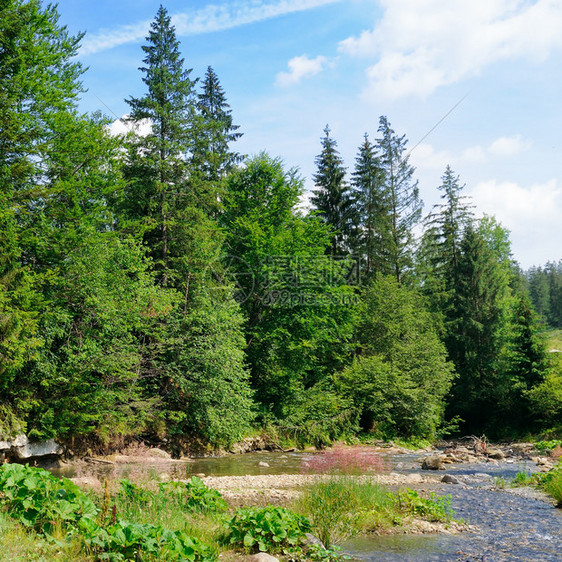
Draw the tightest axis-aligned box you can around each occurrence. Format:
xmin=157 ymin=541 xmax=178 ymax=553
xmin=56 ymin=0 xmax=562 ymax=268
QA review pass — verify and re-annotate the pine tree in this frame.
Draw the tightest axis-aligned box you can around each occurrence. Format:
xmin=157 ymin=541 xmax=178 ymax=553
xmin=417 ymin=166 xmax=474 ymax=330
xmin=194 ymin=66 xmax=243 ymax=182
xmin=375 ymin=116 xmax=422 ymax=283
xmin=445 ymin=222 xmax=511 ymax=431
xmin=350 ymin=133 xmax=389 ymax=279
xmin=124 ymin=5 xmax=198 ymax=285
xmin=311 ymin=126 xmax=354 ymax=256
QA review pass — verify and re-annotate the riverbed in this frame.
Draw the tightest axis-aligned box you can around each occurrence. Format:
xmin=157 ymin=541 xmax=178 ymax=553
xmin=56 ymin=447 xmax=562 ymax=560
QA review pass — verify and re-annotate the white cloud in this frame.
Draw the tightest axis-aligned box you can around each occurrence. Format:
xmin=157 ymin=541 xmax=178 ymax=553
xmin=471 ymin=178 xmax=562 ymax=266
xmin=81 ymin=0 xmax=342 ymax=55
xmin=411 ymin=133 xmax=531 ymax=173
xmin=339 ymin=0 xmax=562 ymax=99
xmin=276 ymin=55 xmax=328 ymax=86
xmin=108 ymin=116 xmax=152 ymax=137
xmin=489 ymin=134 xmax=531 ymax=156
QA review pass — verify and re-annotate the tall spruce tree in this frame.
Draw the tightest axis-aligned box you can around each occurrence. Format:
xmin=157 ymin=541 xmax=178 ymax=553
xmin=417 ymin=166 xmax=474 ymax=330
xmin=124 ymin=5 xmax=199 ymax=285
xmin=350 ymin=133 xmax=389 ymax=279
xmin=375 ymin=116 xmax=422 ymax=283
xmin=445 ymin=220 xmax=512 ymax=432
xmin=311 ymin=126 xmax=354 ymax=256
xmin=193 ymin=66 xmax=243 ymax=182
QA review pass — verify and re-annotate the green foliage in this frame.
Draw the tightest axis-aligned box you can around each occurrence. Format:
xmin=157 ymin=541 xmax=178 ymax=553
xmin=0 ymin=465 xmax=217 ymax=560
xmin=543 ymin=471 xmax=562 ymax=507
xmin=395 ymin=488 xmax=454 ymax=522
xmin=227 ymin=505 xmax=310 ymax=554
xmin=512 ymin=471 xmax=537 ymax=487
xmin=177 ymin=477 xmax=228 ymax=513
xmin=117 ymin=476 xmax=228 ymax=520
xmin=526 ymin=352 xmax=562 ymax=430
xmin=374 ymin=116 xmax=422 ymax=282
xmin=350 ymin=133 xmax=388 ymax=280
xmin=279 ymin=384 xmax=357 ymax=449
xmin=534 ymin=440 xmax=562 ymax=452
xmin=85 ymin=519 xmax=217 ymax=561
xmin=526 ymin=261 xmax=562 ymax=328
xmin=223 ymin=153 xmax=356 ymax=417
xmin=338 ymin=276 xmax=455 ymax=439
xmin=0 ymin=464 xmax=98 ymax=534
xmin=445 ymin=219 xmax=515 ymax=433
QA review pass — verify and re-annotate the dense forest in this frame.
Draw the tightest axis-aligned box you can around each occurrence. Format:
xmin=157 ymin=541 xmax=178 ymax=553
xmin=1 ymin=1 xmax=560 ymax=454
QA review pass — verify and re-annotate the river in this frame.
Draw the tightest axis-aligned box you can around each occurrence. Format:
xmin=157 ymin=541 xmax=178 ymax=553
xmin=54 ymin=449 xmax=562 ymax=560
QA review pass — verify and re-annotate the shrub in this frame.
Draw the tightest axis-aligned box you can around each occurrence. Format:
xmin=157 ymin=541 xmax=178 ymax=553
xmin=543 ymin=470 xmax=562 ymax=507
xmin=0 ymin=463 xmax=98 ymax=535
xmin=83 ymin=519 xmax=217 ymax=561
xmin=176 ymin=476 xmax=228 ymax=513
xmin=395 ymin=488 xmax=454 ymax=522
xmin=227 ymin=505 xmax=310 ymax=554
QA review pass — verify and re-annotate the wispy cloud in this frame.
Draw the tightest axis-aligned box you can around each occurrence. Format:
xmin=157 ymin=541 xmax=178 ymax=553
xmin=339 ymin=0 xmax=562 ymax=99
xmin=276 ymin=55 xmax=328 ymax=86
xmin=81 ymin=0 xmax=342 ymax=55
xmin=410 ymin=134 xmax=532 ymax=173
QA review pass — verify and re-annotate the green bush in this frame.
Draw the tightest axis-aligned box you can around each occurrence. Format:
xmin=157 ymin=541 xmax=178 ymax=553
xmin=178 ymin=476 xmax=228 ymax=513
xmin=83 ymin=518 xmax=217 ymax=561
xmin=0 ymin=463 xmax=98 ymax=535
xmin=396 ymin=488 xmax=454 ymax=522
xmin=227 ymin=505 xmax=310 ymax=554
xmin=543 ymin=470 xmax=562 ymax=507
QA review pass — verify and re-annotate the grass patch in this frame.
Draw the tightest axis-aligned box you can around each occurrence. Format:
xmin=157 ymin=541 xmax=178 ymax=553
xmin=544 ymin=329 xmax=562 ymax=352
xmin=543 ymin=470 xmax=562 ymax=507
xmin=294 ymin=476 xmax=395 ymax=546
xmin=294 ymin=476 xmax=456 ymax=547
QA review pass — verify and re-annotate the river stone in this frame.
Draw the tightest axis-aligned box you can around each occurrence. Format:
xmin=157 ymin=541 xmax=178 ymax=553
xmin=250 ymin=554 xmax=279 ymax=562
xmin=422 ymin=455 xmax=444 ymax=470
xmin=486 ymin=448 xmax=505 ymax=460
xmin=258 ymin=461 xmax=270 ymax=467
xmin=304 ymin=533 xmax=325 ymax=548
xmin=441 ymin=474 xmax=460 ymax=484
xmin=71 ymin=476 xmax=102 ymax=491
xmin=147 ymin=447 xmax=171 ymax=459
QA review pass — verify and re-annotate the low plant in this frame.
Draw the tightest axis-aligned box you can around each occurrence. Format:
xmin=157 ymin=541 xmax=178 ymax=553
xmin=0 ymin=465 xmax=218 ymax=560
xmin=0 ymin=463 xmax=98 ymax=536
xmin=492 ymin=476 xmax=507 ymax=490
xmin=396 ymin=488 xmax=454 ymax=522
xmin=175 ymin=476 xmax=228 ymax=513
xmin=227 ymin=505 xmax=310 ymax=554
xmin=82 ymin=518 xmax=217 ymax=561
xmin=543 ymin=470 xmax=562 ymax=507
xmin=511 ymin=471 xmax=537 ymax=487
xmin=534 ymin=440 xmax=562 ymax=453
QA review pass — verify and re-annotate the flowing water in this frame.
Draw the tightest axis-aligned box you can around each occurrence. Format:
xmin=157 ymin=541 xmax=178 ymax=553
xmin=344 ymin=459 xmax=562 ymax=561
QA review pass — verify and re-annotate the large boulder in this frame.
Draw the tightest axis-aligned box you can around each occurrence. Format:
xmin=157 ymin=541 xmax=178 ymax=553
xmin=421 ymin=455 xmax=445 ymax=470
xmin=0 ymin=434 xmax=63 ymax=463
xmin=486 ymin=448 xmax=505 ymax=460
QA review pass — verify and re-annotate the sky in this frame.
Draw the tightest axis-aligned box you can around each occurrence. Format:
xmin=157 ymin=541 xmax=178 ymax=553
xmin=54 ymin=0 xmax=562 ymax=269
